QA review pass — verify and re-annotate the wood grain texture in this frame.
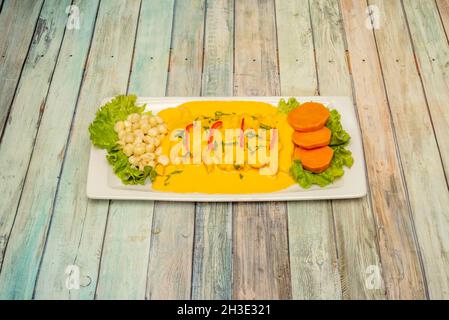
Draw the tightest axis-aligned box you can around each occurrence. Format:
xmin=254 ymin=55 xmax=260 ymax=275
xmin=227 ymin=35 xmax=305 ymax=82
xmin=436 ymin=0 xmax=449 ymax=38
xmin=33 ymin=0 xmax=141 ymax=299
xmin=145 ymin=0 xmax=205 ymax=300
xmin=310 ymin=0 xmax=385 ymax=299
xmin=95 ymin=0 xmax=175 ymax=300
xmin=276 ymin=0 xmax=318 ymax=96
xmin=275 ymin=0 xmax=341 ymax=300
xmin=0 ymin=0 xmax=43 ymax=137
xmin=0 ymin=0 xmax=73 ymax=299
xmin=192 ymin=204 xmax=232 ymax=299
xmin=191 ymin=0 xmax=233 ymax=300
xmin=233 ymin=0 xmax=291 ymax=299
xmin=340 ymin=0 xmax=426 ymax=299
xmin=381 ymin=0 xmax=449 ymax=298
xmin=403 ymin=0 xmax=449 ymax=185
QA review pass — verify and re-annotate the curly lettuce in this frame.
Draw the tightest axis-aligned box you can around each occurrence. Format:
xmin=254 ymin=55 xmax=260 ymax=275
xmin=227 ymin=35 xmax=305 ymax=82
xmin=327 ymin=109 xmax=351 ymax=146
xmin=106 ymin=146 xmax=157 ymax=185
xmin=89 ymin=95 xmax=145 ymax=150
xmin=290 ymin=146 xmax=354 ymax=189
xmin=278 ymin=97 xmax=300 ymax=114
xmin=89 ymin=95 xmax=156 ymax=185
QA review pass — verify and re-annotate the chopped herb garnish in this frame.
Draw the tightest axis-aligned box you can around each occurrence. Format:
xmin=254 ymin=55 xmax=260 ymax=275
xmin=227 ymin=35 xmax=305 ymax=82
xmin=259 ymin=123 xmax=272 ymax=130
xmin=164 ymin=169 xmax=184 ymax=186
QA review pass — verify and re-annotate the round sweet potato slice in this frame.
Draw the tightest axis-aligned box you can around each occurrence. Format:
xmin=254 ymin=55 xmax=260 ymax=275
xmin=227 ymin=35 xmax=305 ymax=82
xmin=292 ymin=127 xmax=331 ymax=149
xmin=293 ymin=146 xmax=334 ymax=173
xmin=287 ymin=102 xmax=330 ymax=132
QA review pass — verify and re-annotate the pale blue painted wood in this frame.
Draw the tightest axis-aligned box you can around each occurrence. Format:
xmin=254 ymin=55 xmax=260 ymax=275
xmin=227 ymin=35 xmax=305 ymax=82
xmin=310 ymin=0 xmax=384 ymax=299
xmin=0 ymin=0 xmax=73 ymax=299
xmin=191 ymin=0 xmax=233 ymax=300
xmin=0 ymin=0 xmax=43 ymax=136
xmin=146 ymin=0 xmax=205 ymax=299
xmin=95 ymin=0 xmax=175 ymax=300
xmin=33 ymin=0 xmax=142 ymax=300
xmin=340 ymin=0 xmax=425 ymax=299
xmin=381 ymin=0 xmax=449 ymax=299
xmin=275 ymin=0 xmax=342 ymax=300
xmin=403 ymin=0 xmax=449 ymax=183
xmin=232 ymin=0 xmax=291 ymax=299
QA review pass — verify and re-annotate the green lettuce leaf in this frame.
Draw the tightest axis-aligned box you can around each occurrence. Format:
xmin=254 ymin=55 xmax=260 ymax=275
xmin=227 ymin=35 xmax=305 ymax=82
xmin=278 ymin=97 xmax=300 ymax=113
xmin=89 ymin=94 xmax=156 ymax=185
xmin=106 ymin=146 xmax=157 ymax=185
xmin=290 ymin=146 xmax=354 ymax=189
xmin=89 ymin=95 xmax=145 ymax=150
xmin=327 ymin=109 xmax=351 ymax=146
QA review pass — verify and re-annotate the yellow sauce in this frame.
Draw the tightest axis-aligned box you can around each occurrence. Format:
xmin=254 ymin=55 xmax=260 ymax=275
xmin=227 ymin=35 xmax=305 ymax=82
xmin=152 ymin=101 xmax=295 ymax=193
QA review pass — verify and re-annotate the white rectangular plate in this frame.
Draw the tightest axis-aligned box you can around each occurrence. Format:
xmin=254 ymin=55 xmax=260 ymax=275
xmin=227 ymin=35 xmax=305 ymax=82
xmin=87 ymin=96 xmax=367 ymax=201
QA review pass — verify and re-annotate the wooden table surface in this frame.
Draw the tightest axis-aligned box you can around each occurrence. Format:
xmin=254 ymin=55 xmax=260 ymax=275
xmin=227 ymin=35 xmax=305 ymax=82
xmin=0 ymin=0 xmax=448 ymax=300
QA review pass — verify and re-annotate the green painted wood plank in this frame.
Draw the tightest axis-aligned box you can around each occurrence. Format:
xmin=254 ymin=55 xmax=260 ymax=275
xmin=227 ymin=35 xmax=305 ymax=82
xmin=95 ymin=0 xmax=175 ymax=300
xmin=375 ymin=0 xmax=449 ymax=298
xmin=0 ymin=0 xmax=73 ymax=299
xmin=33 ymin=0 xmax=141 ymax=300
xmin=191 ymin=0 xmax=233 ymax=300
xmin=145 ymin=0 xmax=205 ymax=300
xmin=0 ymin=0 xmax=43 ymax=136
xmin=276 ymin=0 xmax=318 ymax=96
xmin=403 ymin=0 xmax=449 ymax=185
xmin=310 ymin=0 xmax=385 ymax=299
xmin=340 ymin=0 xmax=426 ymax=299
xmin=275 ymin=0 xmax=341 ymax=300
xmin=233 ymin=0 xmax=291 ymax=300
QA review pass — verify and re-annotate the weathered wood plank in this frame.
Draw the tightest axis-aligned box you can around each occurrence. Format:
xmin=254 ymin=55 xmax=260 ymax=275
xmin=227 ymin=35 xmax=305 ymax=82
xmin=95 ymin=0 xmax=175 ymax=300
xmin=145 ymin=0 xmax=205 ymax=300
xmin=381 ymin=0 xmax=449 ymax=298
xmin=192 ymin=204 xmax=232 ymax=300
xmin=275 ymin=0 xmax=341 ymax=300
xmin=191 ymin=0 xmax=233 ymax=300
xmin=403 ymin=0 xmax=449 ymax=185
xmin=276 ymin=0 xmax=318 ymax=96
xmin=33 ymin=0 xmax=141 ymax=300
xmin=340 ymin=0 xmax=426 ymax=299
xmin=233 ymin=0 xmax=291 ymax=300
xmin=0 ymin=0 xmax=43 ymax=137
xmin=436 ymin=0 xmax=449 ymax=38
xmin=128 ymin=0 xmax=175 ymax=96
xmin=310 ymin=0 xmax=385 ymax=299
xmin=0 ymin=0 xmax=73 ymax=299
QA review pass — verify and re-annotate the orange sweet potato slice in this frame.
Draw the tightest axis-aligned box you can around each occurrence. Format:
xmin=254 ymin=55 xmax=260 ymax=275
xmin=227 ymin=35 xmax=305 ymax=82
xmin=292 ymin=127 xmax=331 ymax=150
xmin=287 ymin=102 xmax=330 ymax=132
xmin=293 ymin=146 xmax=334 ymax=173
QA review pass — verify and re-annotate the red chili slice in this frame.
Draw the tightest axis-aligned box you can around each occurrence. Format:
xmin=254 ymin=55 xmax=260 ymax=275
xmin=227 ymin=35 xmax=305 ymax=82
xmin=185 ymin=123 xmax=193 ymax=151
xmin=208 ymin=121 xmax=223 ymax=149
xmin=239 ymin=118 xmax=245 ymax=148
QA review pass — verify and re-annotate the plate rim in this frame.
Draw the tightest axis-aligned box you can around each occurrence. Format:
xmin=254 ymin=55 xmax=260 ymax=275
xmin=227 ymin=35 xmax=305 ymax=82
xmin=87 ymin=96 xmax=367 ymax=201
